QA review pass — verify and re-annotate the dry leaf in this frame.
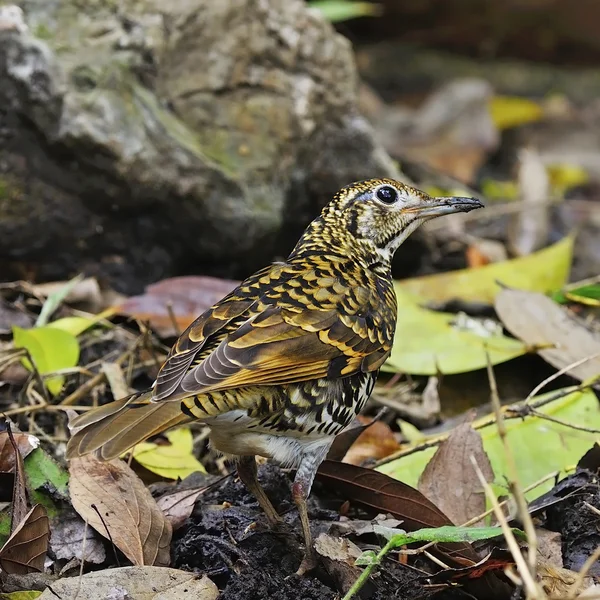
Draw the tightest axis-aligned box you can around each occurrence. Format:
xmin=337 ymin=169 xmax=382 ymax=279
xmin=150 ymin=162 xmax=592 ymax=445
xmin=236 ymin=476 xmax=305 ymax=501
xmin=156 ymin=488 xmax=204 ymax=530
xmin=37 ymin=566 xmax=218 ymax=600
xmin=317 ymin=460 xmax=478 ymax=565
xmin=342 ymin=418 xmax=401 ymax=466
xmin=0 ymin=504 xmax=49 ymax=574
xmin=102 ymin=362 xmax=131 ymax=401
xmin=0 ymin=429 xmax=38 ymax=474
xmin=495 ymin=289 xmax=600 ymax=381
xmin=69 ymin=455 xmax=172 ymax=566
xmin=1 ymin=424 xmax=30 ymax=528
xmin=50 ymin=512 xmax=106 ymax=564
xmin=508 ymin=147 xmax=551 ymax=257
xmin=418 ymin=423 xmax=494 ymax=525
xmin=115 ymin=276 xmax=240 ymax=337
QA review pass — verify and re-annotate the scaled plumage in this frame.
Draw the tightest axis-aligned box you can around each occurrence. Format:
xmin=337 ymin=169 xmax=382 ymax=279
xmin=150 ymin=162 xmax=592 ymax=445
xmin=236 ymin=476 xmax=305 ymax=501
xmin=67 ymin=178 xmax=482 ymax=574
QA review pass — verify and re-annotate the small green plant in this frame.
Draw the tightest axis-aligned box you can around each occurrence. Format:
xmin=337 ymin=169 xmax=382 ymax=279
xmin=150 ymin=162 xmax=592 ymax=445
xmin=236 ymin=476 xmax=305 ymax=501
xmin=343 ymin=524 xmax=525 ymax=600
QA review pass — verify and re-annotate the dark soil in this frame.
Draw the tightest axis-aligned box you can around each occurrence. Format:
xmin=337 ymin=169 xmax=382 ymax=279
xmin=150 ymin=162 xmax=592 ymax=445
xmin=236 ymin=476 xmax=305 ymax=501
xmin=169 ymin=464 xmax=501 ymax=600
xmin=544 ymin=467 xmax=600 ymax=576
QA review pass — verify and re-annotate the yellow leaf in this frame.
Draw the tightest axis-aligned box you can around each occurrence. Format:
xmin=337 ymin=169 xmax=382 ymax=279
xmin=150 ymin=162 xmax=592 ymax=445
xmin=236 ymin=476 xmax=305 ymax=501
xmin=12 ymin=326 xmax=80 ymax=395
xmin=489 ymin=95 xmax=543 ymax=130
xmin=397 ymin=234 xmax=573 ymax=305
xmin=378 ymin=387 xmax=599 ymax=499
xmin=130 ymin=428 xmax=206 ymax=480
xmin=547 ymin=163 xmax=589 ymax=193
xmin=383 ymin=288 xmax=525 ymax=375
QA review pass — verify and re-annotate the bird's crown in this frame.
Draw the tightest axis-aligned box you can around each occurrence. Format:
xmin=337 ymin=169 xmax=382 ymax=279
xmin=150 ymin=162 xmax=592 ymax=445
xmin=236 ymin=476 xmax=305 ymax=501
xmin=290 ymin=178 xmax=482 ymax=265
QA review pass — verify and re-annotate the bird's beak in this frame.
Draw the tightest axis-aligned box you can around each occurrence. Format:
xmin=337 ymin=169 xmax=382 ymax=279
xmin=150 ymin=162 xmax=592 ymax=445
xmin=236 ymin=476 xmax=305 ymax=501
xmin=406 ymin=196 xmax=484 ymax=218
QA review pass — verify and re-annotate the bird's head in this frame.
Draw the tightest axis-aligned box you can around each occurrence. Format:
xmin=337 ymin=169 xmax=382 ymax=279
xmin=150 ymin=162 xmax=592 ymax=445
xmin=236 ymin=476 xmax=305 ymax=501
xmin=311 ymin=178 xmax=483 ymax=264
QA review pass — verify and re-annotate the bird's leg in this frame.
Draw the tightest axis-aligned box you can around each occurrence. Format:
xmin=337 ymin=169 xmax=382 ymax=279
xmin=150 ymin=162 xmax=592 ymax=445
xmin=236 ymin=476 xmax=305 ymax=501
xmin=237 ymin=455 xmax=282 ymax=526
xmin=292 ymin=445 xmax=331 ymax=576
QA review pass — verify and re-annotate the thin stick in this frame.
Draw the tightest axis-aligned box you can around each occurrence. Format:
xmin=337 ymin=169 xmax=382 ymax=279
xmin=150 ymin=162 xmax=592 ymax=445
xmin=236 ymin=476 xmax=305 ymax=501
xmin=485 ymin=354 xmax=540 ymax=591
xmin=471 ymin=456 xmax=541 ymax=598
xmin=525 ymin=353 xmax=600 ymax=402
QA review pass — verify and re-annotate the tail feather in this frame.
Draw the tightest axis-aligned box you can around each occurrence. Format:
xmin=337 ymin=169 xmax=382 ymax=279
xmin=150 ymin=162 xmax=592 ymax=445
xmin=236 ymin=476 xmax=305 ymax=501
xmin=66 ymin=391 xmax=191 ymax=460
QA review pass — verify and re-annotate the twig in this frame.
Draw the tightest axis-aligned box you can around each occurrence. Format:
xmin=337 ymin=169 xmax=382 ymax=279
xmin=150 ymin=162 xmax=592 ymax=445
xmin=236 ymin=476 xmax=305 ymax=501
xmin=485 ymin=352 xmax=540 ymax=596
xmin=525 ymin=354 xmax=600 ymax=402
xmin=374 ymin=382 xmax=595 ymax=468
xmin=471 ymin=456 xmax=542 ymax=598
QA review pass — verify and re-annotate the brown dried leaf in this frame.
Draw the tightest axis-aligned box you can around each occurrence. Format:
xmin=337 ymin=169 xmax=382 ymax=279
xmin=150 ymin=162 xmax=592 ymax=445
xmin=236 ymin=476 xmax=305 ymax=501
xmin=69 ymin=455 xmax=172 ymax=566
xmin=37 ymin=566 xmax=218 ymax=600
xmin=0 ymin=429 xmax=38 ymax=473
xmin=418 ymin=423 xmax=494 ymax=525
xmin=316 ymin=460 xmax=478 ymax=564
xmin=115 ymin=276 xmax=240 ymax=337
xmin=0 ymin=504 xmax=49 ymax=574
xmin=156 ymin=488 xmax=204 ymax=531
xmin=495 ymin=288 xmax=600 ymax=381
xmin=327 ymin=410 xmax=387 ymax=462
xmin=342 ymin=417 xmax=401 ymax=466
xmin=0 ymin=423 xmax=31 ymax=527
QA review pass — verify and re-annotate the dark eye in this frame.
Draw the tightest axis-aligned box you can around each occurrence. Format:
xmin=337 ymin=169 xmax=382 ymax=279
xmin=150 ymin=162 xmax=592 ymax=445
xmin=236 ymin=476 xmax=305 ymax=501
xmin=376 ymin=185 xmax=398 ymax=204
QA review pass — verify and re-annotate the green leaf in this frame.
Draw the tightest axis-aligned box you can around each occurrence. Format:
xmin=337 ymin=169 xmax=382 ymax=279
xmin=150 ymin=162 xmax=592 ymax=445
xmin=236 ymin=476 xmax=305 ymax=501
xmin=12 ymin=326 xmax=80 ymax=395
xmin=0 ymin=592 xmax=43 ymax=600
xmin=309 ymin=0 xmax=381 ymax=22
xmin=36 ymin=274 xmax=84 ymax=327
xmin=130 ymin=428 xmax=206 ymax=479
xmin=396 ymin=235 xmax=573 ymax=305
xmin=385 ymin=525 xmax=522 ymax=548
xmin=25 ymin=447 xmax=69 ymax=499
xmin=552 ymin=283 xmax=600 ymax=306
xmin=354 ymin=549 xmax=379 ymax=566
xmin=383 ymin=288 xmax=525 ymax=375
xmin=378 ymin=387 xmax=600 ymax=499
xmin=47 ymin=315 xmax=100 ymax=337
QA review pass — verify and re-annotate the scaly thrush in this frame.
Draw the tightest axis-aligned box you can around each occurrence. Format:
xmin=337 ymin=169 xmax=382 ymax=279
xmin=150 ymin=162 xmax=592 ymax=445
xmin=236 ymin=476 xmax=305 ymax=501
xmin=66 ymin=178 xmax=482 ymax=574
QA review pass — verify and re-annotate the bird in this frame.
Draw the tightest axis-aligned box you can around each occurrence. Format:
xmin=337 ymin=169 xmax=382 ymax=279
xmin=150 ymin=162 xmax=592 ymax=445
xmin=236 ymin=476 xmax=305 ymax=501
xmin=66 ymin=178 xmax=483 ymax=574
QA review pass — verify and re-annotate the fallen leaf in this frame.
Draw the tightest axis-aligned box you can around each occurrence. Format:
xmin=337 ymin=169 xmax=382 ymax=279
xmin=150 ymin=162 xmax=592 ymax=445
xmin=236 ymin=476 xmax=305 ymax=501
xmin=0 ymin=423 xmax=29 ymax=532
xmin=0 ymin=591 xmax=43 ymax=599
xmin=12 ymin=326 xmax=80 ymax=395
xmin=342 ymin=418 xmax=401 ymax=466
xmin=553 ymin=283 xmax=600 ymax=307
xmin=418 ymin=423 xmax=494 ymax=525
xmin=327 ymin=410 xmax=387 ymax=462
xmin=384 ymin=288 xmax=525 ymax=375
xmin=33 ymin=277 xmax=102 ymax=312
xmin=47 ymin=315 xmax=105 ymax=337
xmin=508 ymin=148 xmax=551 ymax=257
xmin=316 ymin=460 xmax=478 ymax=564
xmin=36 ymin=566 xmax=218 ymax=600
xmin=379 ymin=386 xmax=600 ymax=500
xmin=488 ymin=95 xmax=543 ymax=131
xmin=310 ymin=0 xmax=382 ymax=22
xmin=35 ymin=274 xmax=84 ymax=327
xmin=156 ymin=488 xmax=204 ymax=530
xmin=50 ymin=512 xmax=106 ymax=564
xmin=0 ymin=430 xmax=39 ymax=474
xmin=131 ymin=428 xmax=206 ymax=480
xmin=396 ymin=235 xmax=573 ymax=304
xmin=495 ymin=288 xmax=600 ymax=382
xmin=115 ymin=276 xmax=240 ymax=338
xmin=315 ymin=533 xmax=364 ymax=596
xmin=69 ymin=455 xmax=172 ymax=566
xmin=0 ymin=505 xmax=49 ymax=574
xmin=102 ymin=362 xmax=131 ymax=400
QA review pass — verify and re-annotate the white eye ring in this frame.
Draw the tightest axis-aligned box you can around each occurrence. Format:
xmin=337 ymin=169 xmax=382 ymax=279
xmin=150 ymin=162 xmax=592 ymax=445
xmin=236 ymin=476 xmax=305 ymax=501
xmin=375 ymin=185 xmax=399 ymax=204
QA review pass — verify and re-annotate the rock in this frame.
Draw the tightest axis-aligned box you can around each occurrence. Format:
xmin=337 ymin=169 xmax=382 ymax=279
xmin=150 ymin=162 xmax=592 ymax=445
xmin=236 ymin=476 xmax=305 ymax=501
xmin=0 ymin=0 xmax=402 ymax=293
